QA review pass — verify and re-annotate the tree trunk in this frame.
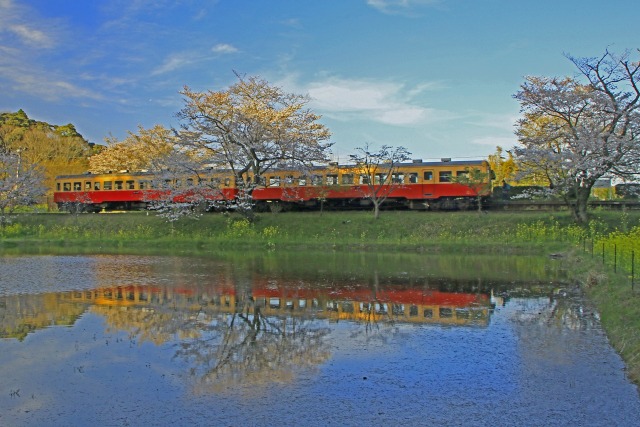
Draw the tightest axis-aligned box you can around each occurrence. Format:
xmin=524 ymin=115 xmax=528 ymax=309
xmin=571 ymin=186 xmax=591 ymax=224
xmin=373 ymin=201 xmax=381 ymax=219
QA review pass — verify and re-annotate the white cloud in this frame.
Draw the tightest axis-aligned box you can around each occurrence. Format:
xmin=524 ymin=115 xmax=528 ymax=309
xmin=0 ymin=1 xmax=56 ymax=48
xmin=298 ymin=77 xmax=445 ymax=126
xmin=366 ymin=0 xmax=442 ymax=15
xmin=9 ymin=24 xmax=54 ymax=48
xmin=151 ymin=54 xmax=196 ymax=75
xmin=212 ymin=43 xmax=238 ymax=54
xmin=152 ymin=44 xmax=238 ymax=76
xmin=4 ymin=66 xmax=103 ymax=101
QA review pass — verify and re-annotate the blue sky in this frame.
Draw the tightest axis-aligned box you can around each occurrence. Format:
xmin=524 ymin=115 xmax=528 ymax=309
xmin=1 ymin=0 xmax=638 ymax=161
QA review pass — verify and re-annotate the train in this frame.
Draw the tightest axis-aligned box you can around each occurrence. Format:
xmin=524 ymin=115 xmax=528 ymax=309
xmin=53 ymin=159 xmax=494 ymax=212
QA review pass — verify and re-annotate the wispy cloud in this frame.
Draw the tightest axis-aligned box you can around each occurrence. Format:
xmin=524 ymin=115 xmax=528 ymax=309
xmin=366 ymin=0 xmax=443 ymax=15
xmin=298 ymin=77 xmax=447 ymax=126
xmin=152 ymin=43 xmax=238 ymax=76
xmin=212 ymin=43 xmax=239 ymax=54
xmin=0 ymin=0 xmax=57 ymax=48
xmin=0 ymin=1 xmax=105 ymax=102
xmin=3 ymin=64 xmax=103 ymax=101
xmin=7 ymin=24 xmax=55 ymax=48
xmin=152 ymin=54 xmax=198 ymax=75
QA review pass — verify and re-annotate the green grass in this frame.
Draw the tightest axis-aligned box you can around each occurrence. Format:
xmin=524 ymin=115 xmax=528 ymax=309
xmin=3 ymin=210 xmax=637 ymax=252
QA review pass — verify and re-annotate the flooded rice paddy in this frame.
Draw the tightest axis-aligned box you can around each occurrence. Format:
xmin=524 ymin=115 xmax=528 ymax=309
xmin=1 ymin=252 xmax=639 ymax=426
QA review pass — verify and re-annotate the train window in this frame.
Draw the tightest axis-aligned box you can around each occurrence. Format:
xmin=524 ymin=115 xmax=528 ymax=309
xmin=104 ymin=181 xmax=113 ymax=190
xmin=439 ymin=307 xmax=453 ymax=318
xmin=311 ymin=175 xmax=323 ymax=186
xmin=392 ymin=173 xmax=404 ymax=184
xmin=341 ymin=174 xmax=354 ymax=185
xmin=326 ymin=174 xmax=338 ymax=185
xmin=409 ymin=173 xmax=418 ymax=183
xmin=114 ymin=181 xmax=123 ymax=190
xmin=359 ymin=175 xmax=371 ymax=185
xmin=456 ymin=309 xmax=470 ymax=319
xmin=224 ymin=178 xmax=231 ymax=187
xmin=285 ymin=175 xmax=294 ymax=184
xmin=138 ymin=181 xmax=146 ymax=190
xmin=269 ymin=298 xmax=281 ymax=309
xmin=439 ymin=171 xmax=452 ymax=183
xmin=211 ymin=177 xmax=221 ymax=186
xmin=126 ymin=180 xmax=135 ymax=189
xmin=63 ymin=182 xmax=71 ymax=191
xmin=410 ymin=305 xmax=418 ymax=316
xmin=342 ymin=302 xmax=355 ymax=313
xmin=186 ymin=178 xmax=194 ymax=186
xmin=423 ymin=171 xmax=433 ymax=181
xmin=84 ymin=181 xmax=92 ymax=190
xmin=456 ymin=170 xmax=469 ymax=178
xmin=73 ymin=182 xmax=82 ymax=191
xmin=175 ymin=179 xmax=182 ymax=188
xmin=375 ymin=303 xmax=388 ymax=314
xmin=94 ymin=182 xmax=100 ymax=191
xmin=298 ymin=176 xmax=307 ymax=186
xmin=423 ymin=308 xmax=433 ymax=318
xmin=269 ymin=176 xmax=280 ymax=186
xmin=392 ymin=304 xmax=405 ymax=316
xmin=374 ymin=173 xmax=387 ymax=184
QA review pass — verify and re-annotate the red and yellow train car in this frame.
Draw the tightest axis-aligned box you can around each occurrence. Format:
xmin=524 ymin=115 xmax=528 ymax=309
xmin=53 ymin=159 xmax=492 ymax=212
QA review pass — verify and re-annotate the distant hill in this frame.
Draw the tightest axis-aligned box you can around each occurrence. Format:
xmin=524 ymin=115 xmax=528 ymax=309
xmin=1 ymin=109 xmax=102 ymax=199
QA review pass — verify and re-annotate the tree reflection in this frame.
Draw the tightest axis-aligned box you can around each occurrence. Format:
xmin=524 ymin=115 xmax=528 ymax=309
xmin=173 ymin=290 xmax=331 ymax=394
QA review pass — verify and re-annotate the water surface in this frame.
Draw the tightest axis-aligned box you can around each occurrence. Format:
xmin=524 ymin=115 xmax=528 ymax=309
xmin=1 ymin=252 xmax=638 ymax=426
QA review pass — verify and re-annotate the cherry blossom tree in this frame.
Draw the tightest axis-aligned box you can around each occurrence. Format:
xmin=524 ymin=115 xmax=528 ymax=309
xmin=89 ymin=125 xmax=177 ymax=173
xmin=349 ymin=143 xmax=411 ymax=219
xmin=175 ymin=74 xmax=332 ymax=218
xmin=0 ymin=150 xmax=46 ymax=225
xmin=513 ymin=49 xmax=640 ymax=223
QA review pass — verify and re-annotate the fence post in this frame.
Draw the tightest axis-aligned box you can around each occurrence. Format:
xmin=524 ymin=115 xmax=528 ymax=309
xmin=632 ymin=250 xmax=635 ymax=291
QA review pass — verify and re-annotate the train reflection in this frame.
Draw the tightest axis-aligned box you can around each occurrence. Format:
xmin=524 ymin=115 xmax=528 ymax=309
xmin=1 ymin=282 xmax=492 ymax=340
xmin=62 ymin=282 xmax=492 ymax=326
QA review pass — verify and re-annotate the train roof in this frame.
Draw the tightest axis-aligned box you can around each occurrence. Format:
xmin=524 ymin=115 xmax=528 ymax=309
xmin=55 ymin=159 xmax=488 ymax=180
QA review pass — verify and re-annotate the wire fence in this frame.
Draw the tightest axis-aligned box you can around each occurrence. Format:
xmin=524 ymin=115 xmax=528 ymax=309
xmin=583 ymin=237 xmax=636 ymax=290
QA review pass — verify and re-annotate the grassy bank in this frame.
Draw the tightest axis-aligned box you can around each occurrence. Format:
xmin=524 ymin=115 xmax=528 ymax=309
xmin=2 ymin=209 xmax=638 ymax=252
xmin=2 ymin=209 xmax=640 ymax=385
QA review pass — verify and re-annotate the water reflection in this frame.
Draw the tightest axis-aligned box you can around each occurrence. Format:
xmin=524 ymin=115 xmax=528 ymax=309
xmin=1 ymin=277 xmax=495 ymax=391
xmin=2 ymin=254 xmax=639 ymax=425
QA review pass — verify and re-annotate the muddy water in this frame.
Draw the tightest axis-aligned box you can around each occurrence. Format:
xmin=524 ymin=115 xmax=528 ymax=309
xmin=0 ymin=253 xmax=639 ymax=426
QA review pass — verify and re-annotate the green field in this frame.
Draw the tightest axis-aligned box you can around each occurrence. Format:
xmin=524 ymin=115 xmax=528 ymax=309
xmin=2 ymin=209 xmax=638 ymax=249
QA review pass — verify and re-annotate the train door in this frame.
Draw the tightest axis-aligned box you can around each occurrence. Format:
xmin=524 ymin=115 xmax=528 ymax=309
xmin=422 ymin=170 xmax=434 ymax=196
